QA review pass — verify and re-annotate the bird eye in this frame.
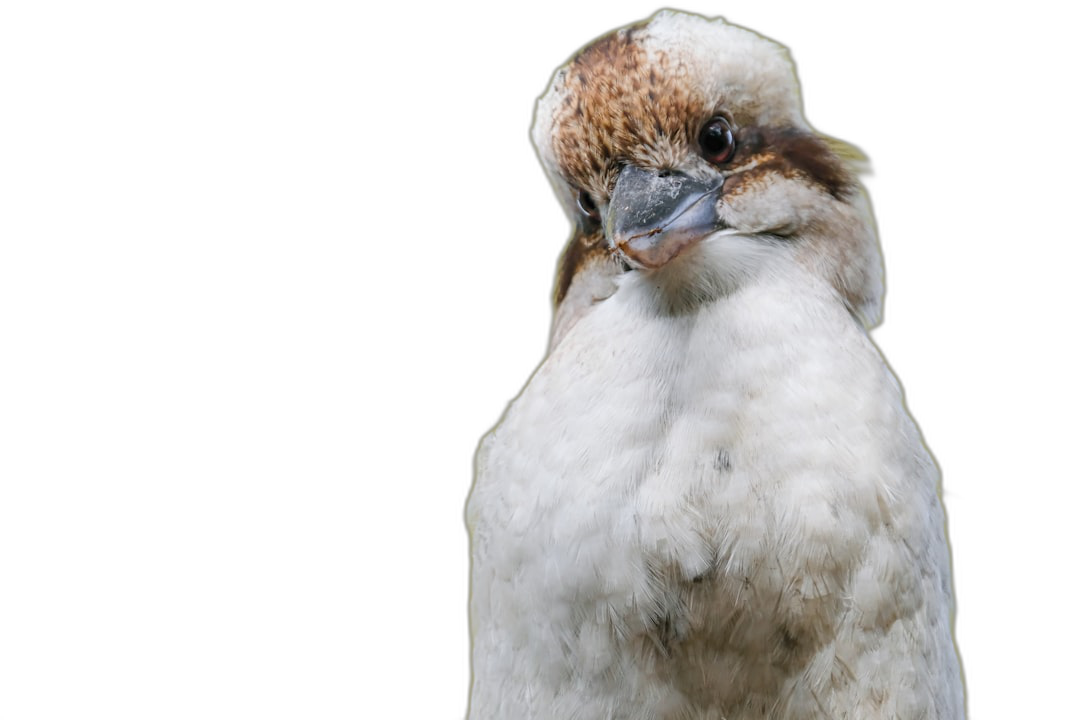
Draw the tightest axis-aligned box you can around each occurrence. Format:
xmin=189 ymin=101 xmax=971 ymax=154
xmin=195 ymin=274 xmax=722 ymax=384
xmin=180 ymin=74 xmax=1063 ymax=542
xmin=576 ymin=188 xmax=600 ymax=221
xmin=698 ymin=116 xmax=736 ymax=165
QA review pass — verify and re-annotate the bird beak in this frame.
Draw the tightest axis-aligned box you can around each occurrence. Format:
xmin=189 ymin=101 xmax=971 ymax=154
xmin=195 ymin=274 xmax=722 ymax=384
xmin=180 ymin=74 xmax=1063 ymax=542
xmin=605 ymin=165 xmax=725 ymax=269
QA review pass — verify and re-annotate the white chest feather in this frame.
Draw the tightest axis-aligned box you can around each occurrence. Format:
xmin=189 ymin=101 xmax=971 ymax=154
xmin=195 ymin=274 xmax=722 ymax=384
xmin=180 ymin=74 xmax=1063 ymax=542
xmin=467 ymin=269 xmax=962 ymax=719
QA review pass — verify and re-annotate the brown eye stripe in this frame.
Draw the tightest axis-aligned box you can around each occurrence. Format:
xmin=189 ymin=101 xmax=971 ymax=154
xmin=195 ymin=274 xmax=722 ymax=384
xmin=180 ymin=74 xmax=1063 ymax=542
xmin=724 ymin=127 xmax=855 ymax=200
xmin=554 ymin=227 xmax=606 ymax=304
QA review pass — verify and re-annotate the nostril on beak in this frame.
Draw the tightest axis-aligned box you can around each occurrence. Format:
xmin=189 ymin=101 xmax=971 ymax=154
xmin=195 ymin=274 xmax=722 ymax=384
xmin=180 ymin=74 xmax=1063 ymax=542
xmin=657 ymin=169 xmax=672 ymax=178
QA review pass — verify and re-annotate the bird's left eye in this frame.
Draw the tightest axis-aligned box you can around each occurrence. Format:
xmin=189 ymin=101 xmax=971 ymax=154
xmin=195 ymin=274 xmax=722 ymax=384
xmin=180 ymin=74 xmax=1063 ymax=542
xmin=576 ymin=188 xmax=600 ymax=221
xmin=698 ymin=116 xmax=736 ymax=165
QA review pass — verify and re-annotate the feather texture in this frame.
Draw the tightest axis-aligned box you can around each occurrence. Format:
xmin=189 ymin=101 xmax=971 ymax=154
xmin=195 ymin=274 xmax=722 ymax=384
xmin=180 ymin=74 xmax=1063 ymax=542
xmin=467 ymin=11 xmax=963 ymax=719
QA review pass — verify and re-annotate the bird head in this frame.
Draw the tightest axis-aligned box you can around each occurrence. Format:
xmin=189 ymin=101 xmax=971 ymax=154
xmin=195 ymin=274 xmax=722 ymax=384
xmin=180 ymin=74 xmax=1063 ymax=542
xmin=533 ymin=11 xmax=883 ymax=336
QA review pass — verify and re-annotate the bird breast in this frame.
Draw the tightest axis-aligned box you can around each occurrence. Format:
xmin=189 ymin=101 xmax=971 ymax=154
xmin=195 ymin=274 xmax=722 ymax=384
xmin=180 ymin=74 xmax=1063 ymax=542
xmin=467 ymin=266 xmax=946 ymax=716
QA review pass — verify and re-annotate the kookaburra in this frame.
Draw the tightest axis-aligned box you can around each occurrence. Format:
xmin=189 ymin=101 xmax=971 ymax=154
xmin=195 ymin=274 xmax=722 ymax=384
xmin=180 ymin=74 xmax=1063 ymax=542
xmin=466 ymin=11 xmax=963 ymax=719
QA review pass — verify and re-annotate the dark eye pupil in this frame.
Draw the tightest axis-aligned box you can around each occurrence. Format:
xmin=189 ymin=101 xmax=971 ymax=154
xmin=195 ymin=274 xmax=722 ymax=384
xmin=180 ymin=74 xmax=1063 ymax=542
xmin=576 ymin=189 xmax=599 ymax=220
xmin=701 ymin=125 xmax=729 ymax=151
xmin=699 ymin=117 xmax=735 ymax=164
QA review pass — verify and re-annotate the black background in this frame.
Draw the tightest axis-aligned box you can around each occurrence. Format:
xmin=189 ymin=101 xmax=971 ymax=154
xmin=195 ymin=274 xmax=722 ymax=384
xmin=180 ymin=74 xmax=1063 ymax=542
xmin=397 ymin=4 xmax=1028 ymax=716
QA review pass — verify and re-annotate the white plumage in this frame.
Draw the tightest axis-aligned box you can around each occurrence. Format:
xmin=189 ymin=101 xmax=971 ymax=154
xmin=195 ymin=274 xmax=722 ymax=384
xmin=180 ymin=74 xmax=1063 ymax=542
xmin=467 ymin=11 xmax=963 ymax=719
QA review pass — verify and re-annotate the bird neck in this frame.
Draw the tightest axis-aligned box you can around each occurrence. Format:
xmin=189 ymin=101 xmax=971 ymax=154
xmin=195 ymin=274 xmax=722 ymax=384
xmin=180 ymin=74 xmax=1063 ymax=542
xmin=616 ymin=233 xmax=798 ymax=318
